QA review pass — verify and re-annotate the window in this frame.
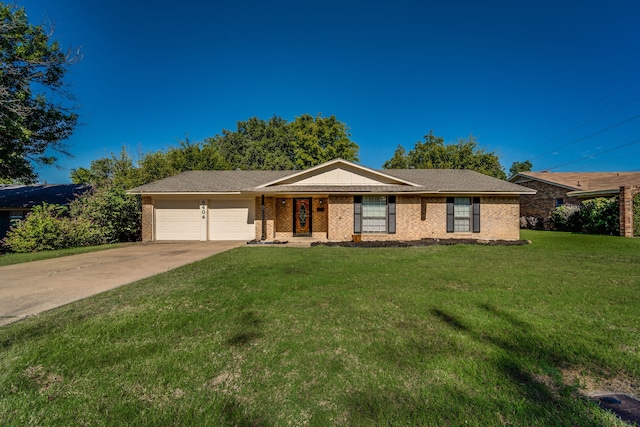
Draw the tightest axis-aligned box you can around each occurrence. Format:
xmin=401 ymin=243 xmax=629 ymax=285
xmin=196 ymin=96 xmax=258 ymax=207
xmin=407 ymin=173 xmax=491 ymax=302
xmin=362 ymin=196 xmax=387 ymax=233
xmin=447 ymin=197 xmax=480 ymax=233
xmin=555 ymin=198 xmax=564 ymax=208
xmin=454 ymin=197 xmax=471 ymax=232
xmin=354 ymin=196 xmax=396 ymax=234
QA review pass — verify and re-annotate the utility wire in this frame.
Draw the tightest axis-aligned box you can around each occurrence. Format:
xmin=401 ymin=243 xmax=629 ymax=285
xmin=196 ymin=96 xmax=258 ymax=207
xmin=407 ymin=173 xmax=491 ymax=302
xmin=548 ymin=138 xmax=640 ymax=170
xmin=533 ymin=95 xmax=640 ymax=149
xmin=574 ymin=148 xmax=640 ymax=171
xmin=538 ymin=113 xmax=640 ymax=161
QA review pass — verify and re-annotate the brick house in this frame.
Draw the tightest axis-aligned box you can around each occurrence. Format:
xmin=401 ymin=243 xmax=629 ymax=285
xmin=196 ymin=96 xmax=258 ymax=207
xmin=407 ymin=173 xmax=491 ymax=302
xmin=128 ymin=159 xmax=535 ymax=242
xmin=509 ymin=171 xmax=640 ymax=236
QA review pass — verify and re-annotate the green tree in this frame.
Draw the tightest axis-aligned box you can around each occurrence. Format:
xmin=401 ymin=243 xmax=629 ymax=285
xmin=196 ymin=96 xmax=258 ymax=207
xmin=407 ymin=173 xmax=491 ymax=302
xmin=206 ymin=114 xmax=358 ymax=170
xmin=509 ymin=160 xmax=533 ymax=177
xmin=206 ymin=116 xmax=294 ymax=170
xmin=382 ymin=145 xmax=409 ymax=169
xmin=0 ymin=3 xmax=80 ymax=183
xmin=290 ymin=113 xmax=359 ymax=169
xmin=382 ymin=131 xmax=506 ymax=179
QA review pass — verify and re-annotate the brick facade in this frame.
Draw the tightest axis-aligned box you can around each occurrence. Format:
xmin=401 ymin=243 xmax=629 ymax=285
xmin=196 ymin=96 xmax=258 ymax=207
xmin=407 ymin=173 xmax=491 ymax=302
xmin=258 ymin=194 xmax=522 ymax=241
xmin=620 ymin=186 xmax=640 ymax=238
xmin=516 ymin=180 xmax=580 ymax=225
xmin=141 ymin=196 xmax=153 ymax=241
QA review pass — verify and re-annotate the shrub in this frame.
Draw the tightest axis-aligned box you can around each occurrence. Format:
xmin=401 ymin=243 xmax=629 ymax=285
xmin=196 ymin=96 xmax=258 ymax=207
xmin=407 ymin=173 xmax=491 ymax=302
xmin=3 ymin=204 xmax=75 ymax=252
xmin=550 ymin=204 xmax=581 ymax=231
xmin=580 ymin=197 xmax=619 ymax=235
xmin=633 ymin=193 xmax=640 ymax=237
xmin=69 ymin=185 xmax=141 ymax=244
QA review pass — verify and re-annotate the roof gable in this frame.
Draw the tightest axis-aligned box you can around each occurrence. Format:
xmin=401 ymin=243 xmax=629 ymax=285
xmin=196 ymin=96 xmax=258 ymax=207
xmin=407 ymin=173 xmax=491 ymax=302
xmin=256 ymin=159 xmax=420 ymax=188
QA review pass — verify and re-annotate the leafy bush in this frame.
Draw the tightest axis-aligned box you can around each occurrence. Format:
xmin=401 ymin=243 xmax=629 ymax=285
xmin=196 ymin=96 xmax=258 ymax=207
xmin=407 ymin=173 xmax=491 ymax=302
xmin=3 ymin=185 xmax=140 ymax=253
xmin=580 ymin=197 xmax=619 ymax=235
xmin=3 ymin=204 xmax=75 ymax=252
xmin=634 ymin=193 xmax=640 ymax=237
xmin=550 ymin=204 xmax=581 ymax=231
xmin=550 ymin=198 xmax=619 ymax=235
xmin=69 ymin=185 xmax=141 ymax=244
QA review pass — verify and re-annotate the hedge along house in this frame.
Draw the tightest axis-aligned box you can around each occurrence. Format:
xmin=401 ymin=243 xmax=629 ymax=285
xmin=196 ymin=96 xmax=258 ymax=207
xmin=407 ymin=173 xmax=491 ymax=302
xmin=127 ymin=159 xmax=536 ymax=242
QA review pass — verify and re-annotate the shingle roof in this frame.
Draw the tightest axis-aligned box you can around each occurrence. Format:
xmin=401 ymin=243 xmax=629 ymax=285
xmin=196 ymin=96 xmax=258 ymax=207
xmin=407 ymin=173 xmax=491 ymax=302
xmin=128 ymin=166 xmax=533 ymax=195
xmin=0 ymin=184 xmax=91 ymax=209
xmin=384 ymin=169 xmax=532 ymax=193
xmin=511 ymin=172 xmax=640 ymax=192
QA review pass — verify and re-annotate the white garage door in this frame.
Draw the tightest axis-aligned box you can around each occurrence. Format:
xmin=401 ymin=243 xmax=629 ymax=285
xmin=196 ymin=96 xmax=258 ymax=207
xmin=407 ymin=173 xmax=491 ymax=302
xmin=209 ymin=198 xmax=255 ymax=241
xmin=155 ymin=200 xmax=201 ymax=240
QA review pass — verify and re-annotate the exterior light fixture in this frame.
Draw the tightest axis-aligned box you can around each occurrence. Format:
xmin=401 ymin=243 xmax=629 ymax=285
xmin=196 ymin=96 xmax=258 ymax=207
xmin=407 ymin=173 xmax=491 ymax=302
xmin=319 ymin=199 xmax=324 ymax=205
xmin=281 ymin=199 xmax=286 ymax=206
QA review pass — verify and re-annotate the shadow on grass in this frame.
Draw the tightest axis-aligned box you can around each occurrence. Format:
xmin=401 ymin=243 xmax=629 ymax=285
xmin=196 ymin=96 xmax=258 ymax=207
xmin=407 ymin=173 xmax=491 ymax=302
xmin=227 ymin=310 xmax=263 ymax=347
xmin=425 ymin=306 xmax=610 ymax=426
xmin=217 ymin=395 xmax=269 ymax=427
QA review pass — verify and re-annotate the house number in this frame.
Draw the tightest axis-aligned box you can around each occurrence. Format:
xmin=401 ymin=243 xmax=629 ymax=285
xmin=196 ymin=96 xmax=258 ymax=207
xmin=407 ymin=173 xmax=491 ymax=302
xmin=200 ymin=201 xmax=206 ymax=219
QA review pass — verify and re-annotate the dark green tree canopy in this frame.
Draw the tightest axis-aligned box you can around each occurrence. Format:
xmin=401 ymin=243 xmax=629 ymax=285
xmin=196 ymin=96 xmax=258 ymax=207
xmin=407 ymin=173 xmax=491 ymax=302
xmin=207 ymin=114 xmax=359 ymax=171
xmin=0 ymin=3 xmax=80 ymax=183
xmin=509 ymin=160 xmax=533 ymax=178
xmin=382 ymin=131 xmax=507 ymax=179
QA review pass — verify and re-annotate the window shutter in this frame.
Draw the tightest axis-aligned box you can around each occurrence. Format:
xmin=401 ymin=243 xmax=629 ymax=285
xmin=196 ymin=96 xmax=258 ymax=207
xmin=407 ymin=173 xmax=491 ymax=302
xmin=446 ymin=197 xmax=454 ymax=233
xmin=388 ymin=195 xmax=396 ymax=234
xmin=473 ymin=197 xmax=480 ymax=233
xmin=354 ymin=196 xmax=362 ymax=233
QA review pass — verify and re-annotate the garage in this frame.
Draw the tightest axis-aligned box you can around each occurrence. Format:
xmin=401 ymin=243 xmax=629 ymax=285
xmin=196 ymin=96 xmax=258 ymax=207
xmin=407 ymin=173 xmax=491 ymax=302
xmin=155 ymin=200 xmax=202 ymax=241
xmin=209 ymin=198 xmax=255 ymax=240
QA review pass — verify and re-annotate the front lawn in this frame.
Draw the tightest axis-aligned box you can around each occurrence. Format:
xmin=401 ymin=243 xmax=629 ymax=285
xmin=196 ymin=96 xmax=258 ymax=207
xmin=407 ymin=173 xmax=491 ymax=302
xmin=1 ymin=231 xmax=638 ymax=426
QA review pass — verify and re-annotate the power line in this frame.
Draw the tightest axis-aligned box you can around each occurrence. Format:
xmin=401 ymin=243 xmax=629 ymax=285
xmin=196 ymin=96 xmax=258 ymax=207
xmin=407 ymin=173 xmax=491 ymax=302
xmin=539 ymin=113 xmax=640 ymax=161
xmin=541 ymin=77 xmax=640 ymax=133
xmin=574 ymin=148 xmax=640 ymax=171
xmin=547 ymin=137 xmax=640 ymax=170
xmin=533 ymin=94 xmax=640 ymax=149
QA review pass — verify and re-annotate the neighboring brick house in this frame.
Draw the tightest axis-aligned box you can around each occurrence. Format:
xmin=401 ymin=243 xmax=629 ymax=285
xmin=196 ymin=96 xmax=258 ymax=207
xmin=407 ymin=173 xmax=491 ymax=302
xmin=0 ymin=184 xmax=91 ymax=239
xmin=128 ymin=159 xmax=534 ymax=242
xmin=509 ymin=171 xmax=640 ymax=236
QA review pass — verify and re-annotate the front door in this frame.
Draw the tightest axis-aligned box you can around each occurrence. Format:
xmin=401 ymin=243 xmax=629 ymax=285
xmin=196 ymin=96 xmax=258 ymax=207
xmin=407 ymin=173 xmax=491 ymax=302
xmin=294 ymin=198 xmax=312 ymax=236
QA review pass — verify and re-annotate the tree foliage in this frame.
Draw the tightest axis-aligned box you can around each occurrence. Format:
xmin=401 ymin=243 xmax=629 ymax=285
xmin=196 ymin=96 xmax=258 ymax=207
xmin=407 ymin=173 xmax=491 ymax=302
xmin=0 ymin=3 xmax=80 ymax=182
xmin=382 ymin=131 xmax=506 ymax=179
xmin=509 ymin=160 xmax=533 ymax=177
xmin=207 ymin=114 xmax=358 ymax=170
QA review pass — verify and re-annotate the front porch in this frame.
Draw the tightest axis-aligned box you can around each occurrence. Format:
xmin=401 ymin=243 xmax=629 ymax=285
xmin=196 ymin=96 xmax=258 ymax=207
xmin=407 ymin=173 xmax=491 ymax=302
xmin=255 ymin=196 xmax=330 ymax=241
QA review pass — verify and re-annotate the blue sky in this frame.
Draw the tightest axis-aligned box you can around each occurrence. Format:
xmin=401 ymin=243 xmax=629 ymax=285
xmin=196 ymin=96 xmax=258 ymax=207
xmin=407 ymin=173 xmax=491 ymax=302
xmin=18 ymin=0 xmax=640 ymax=183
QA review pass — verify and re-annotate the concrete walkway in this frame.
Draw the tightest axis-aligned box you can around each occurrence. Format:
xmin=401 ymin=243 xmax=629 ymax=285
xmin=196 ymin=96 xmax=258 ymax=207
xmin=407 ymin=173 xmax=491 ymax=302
xmin=0 ymin=241 xmax=244 ymax=327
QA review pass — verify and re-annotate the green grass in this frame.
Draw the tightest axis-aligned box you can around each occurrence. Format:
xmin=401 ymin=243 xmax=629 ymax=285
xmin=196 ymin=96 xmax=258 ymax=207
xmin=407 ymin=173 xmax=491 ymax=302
xmin=0 ymin=244 xmax=128 ymax=267
xmin=1 ymin=231 xmax=638 ymax=426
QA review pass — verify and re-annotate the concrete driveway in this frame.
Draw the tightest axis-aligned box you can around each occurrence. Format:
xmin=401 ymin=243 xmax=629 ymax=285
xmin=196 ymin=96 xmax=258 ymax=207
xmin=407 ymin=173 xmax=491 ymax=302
xmin=0 ymin=241 xmax=244 ymax=327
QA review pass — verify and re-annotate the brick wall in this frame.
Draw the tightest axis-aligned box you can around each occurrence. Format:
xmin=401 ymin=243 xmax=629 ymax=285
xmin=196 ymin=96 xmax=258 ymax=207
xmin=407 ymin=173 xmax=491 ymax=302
xmin=327 ymin=194 xmax=521 ymax=241
xmin=254 ymin=196 xmax=276 ymax=240
xmin=141 ymin=196 xmax=153 ymax=241
xmin=422 ymin=196 xmax=521 ymax=241
xmin=516 ymin=180 xmax=580 ymax=227
xmin=327 ymin=195 xmax=353 ymax=241
xmin=619 ymin=186 xmax=640 ymax=237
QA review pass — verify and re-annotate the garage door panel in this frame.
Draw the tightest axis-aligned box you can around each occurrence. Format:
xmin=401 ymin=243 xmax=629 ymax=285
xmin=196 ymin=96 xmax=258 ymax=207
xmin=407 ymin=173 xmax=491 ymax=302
xmin=156 ymin=200 xmax=201 ymax=240
xmin=209 ymin=199 xmax=255 ymax=240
